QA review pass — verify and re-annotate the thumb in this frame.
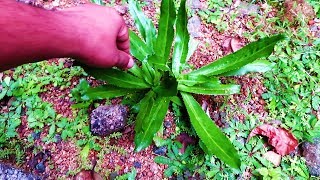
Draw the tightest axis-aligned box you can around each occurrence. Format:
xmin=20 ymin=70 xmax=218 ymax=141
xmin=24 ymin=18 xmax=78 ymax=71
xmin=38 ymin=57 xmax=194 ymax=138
xmin=115 ymin=50 xmax=134 ymax=69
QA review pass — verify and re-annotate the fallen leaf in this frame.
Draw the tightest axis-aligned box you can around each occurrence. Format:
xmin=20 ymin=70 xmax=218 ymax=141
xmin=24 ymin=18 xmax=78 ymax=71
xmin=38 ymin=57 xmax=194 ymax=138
xmin=248 ymin=124 xmax=298 ymax=155
xmin=176 ymin=133 xmax=197 ymax=153
xmin=263 ymin=151 xmax=281 ymax=166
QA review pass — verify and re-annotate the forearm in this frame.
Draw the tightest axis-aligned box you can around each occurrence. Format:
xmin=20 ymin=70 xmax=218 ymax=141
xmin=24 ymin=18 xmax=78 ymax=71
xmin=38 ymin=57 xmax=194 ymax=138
xmin=0 ymin=0 xmax=80 ymax=71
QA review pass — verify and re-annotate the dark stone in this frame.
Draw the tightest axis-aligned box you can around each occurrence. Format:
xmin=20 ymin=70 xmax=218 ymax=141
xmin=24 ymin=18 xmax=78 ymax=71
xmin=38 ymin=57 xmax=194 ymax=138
xmin=90 ymin=105 xmax=128 ymax=136
xmin=302 ymin=138 xmax=320 ymax=176
xmin=35 ymin=163 xmax=45 ymax=173
xmin=109 ymin=172 xmax=118 ymax=180
xmin=153 ymin=146 xmax=167 ymax=156
xmin=54 ymin=134 xmax=62 ymax=143
xmin=133 ymin=161 xmax=141 ymax=168
xmin=31 ymin=132 xmax=41 ymax=140
xmin=164 ymin=121 xmax=172 ymax=128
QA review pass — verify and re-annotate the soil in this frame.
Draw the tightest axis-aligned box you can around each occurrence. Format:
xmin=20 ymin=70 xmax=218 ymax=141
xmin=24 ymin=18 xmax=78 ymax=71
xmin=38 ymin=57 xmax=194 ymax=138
xmin=1 ymin=0 xmax=318 ymax=179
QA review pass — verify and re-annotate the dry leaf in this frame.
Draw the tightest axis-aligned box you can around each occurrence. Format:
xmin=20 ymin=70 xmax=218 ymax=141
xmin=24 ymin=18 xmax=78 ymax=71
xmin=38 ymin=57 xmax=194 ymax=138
xmin=248 ymin=124 xmax=298 ymax=155
xmin=176 ymin=133 xmax=197 ymax=153
xmin=263 ymin=151 xmax=281 ymax=166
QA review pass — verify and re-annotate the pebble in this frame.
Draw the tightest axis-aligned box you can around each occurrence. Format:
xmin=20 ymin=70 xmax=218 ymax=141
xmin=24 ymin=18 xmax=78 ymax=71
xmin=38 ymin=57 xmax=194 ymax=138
xmin=188 ymin=15 xmax=202 ymax=38
xmin=133 ymin=161 xmax=142 ymax=169
xmin=35 ymin=162 xmax=46 ymax=173
xmin=153 ymin=146 xmax=167 ymax=156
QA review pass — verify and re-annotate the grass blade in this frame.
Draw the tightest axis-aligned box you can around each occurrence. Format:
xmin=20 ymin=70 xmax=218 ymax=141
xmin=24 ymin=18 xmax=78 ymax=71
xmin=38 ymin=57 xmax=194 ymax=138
xmin=154 ymin=0 xmax=176 ymax=64
xmin=181 ymin=92 xmax=241 ymax=168
xmin=172 ymin=0 xmax=189 ymax=77
xmin=178 ymin=83 xmax=240 ymax=95
xmin=85 ymin=68 xmax=150 ymax=89
xmin=135 ymin=96 xmax=170 ymax=152
xmin=189 ymin=34 xmax=285 ymax=76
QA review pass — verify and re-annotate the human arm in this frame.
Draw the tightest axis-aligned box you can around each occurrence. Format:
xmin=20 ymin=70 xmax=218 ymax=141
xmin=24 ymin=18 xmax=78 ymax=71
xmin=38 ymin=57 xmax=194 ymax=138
xmin=0 ymin=0 xmax=133 ymax=72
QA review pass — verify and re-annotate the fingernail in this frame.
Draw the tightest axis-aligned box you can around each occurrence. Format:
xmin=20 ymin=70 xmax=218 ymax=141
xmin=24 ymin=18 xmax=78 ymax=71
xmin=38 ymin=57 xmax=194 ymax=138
xmin=127 ymin=57 xmax=134 ymax=69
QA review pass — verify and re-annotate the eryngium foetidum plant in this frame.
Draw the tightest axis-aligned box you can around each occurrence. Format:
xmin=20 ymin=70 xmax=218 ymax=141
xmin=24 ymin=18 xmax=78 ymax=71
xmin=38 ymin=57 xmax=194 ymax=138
xmin=83 ymin=0 xmax=285 ymax=168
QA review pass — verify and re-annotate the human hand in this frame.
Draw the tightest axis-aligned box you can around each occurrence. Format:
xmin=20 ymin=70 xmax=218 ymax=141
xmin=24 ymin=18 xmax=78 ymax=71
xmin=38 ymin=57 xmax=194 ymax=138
xmin=63 ymin=4 xmax=134 ymax=69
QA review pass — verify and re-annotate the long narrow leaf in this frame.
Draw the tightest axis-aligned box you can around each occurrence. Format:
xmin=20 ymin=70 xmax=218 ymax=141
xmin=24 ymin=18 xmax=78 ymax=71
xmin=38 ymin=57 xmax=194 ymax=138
xmin=172 ymin=0 xmax=189 ymax=77
xmin=178 ymin=74 xmax=220 ymax=86
xmin=135 ymin=91 xmax=155 ymax=132
xmin=181 ymin=92 xmax=241 ymax=168
xmin=128 ymin=0 xmax=156 ymax=48
xmin=221 ymin=60 xmax=275 ymax=76
xmin=85 ymin=68 xmax=150 ymax=89
xmin=189 ymin=34 xmax=285 ymax=76
xmin=178 ymin=83 xmax=240 ymax=95
xmin=135 ymin=96 xmax=170 ymax=152
xmin=82 ymin=85 xmax=137 ymax=100
xmin=129 ymin=30 xmax=153 ymax=61
xmin=128 ymin=63 xmax=143 ymax=79
xmin=154 ymin=0 xmax=176 ymax=64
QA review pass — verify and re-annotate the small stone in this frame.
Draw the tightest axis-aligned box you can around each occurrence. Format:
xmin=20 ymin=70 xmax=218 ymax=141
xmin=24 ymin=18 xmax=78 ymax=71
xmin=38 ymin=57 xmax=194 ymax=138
xmin=263 ymin=151 xmax=281 ymax=166
xmin=153 ymin=146 xmax=167 ymax=156
xmin=188 ymin=15 xmax=202 ymax=38
xmin=54 ymin=134 xmax=62 ymax=143
xmin=109 ymin=172 xmax=118 ymax=180
xmin=302 ymin=138 xmax=320 ymax=176
xmin=147 ymin=171 xmax=153 ymax=177
xmin=133 ymin=161 xmax=141 ymax=168
xmin=31 ymin=132 xmax=41 ymax=140
xmin=164 ymin=121 xmax=172 ymax=128
xmin=90 ymin=105 xmax=128 ymax=136
xmin=35 ymin=162 xmax=46 ymax=173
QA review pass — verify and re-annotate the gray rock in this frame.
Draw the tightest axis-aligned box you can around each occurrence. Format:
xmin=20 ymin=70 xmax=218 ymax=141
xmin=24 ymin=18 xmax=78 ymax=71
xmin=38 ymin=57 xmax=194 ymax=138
xmin=188 ymin=15 xmax=202 ymax=38
xmin=188 ymin=0 xmax=203 ymax=10
xmin=302 ymin=138 xmax=320 ymax=176
xmin=0 ymin=163 xmax=42 ymax=180
xmin=90 ymin=105 xmax=128 ymax=136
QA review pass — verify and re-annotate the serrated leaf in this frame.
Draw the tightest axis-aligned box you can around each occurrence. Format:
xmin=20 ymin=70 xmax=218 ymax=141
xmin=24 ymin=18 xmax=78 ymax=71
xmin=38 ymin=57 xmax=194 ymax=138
xmin=154 ymin=0 xmax=176 ymax=64
xmin=135 ymin=96 xmax=170 ymax=152
xmin=221 ymin=60 xmax=275 ymax=76
xmin=181 ymin=92 xmax=240 ymax=168
xmin=172 ymin=0 xmax=189 ymax=77
xmin=178 ymin=83 xmax=240 ymax=95
xmin=154 ymin=156 xmax=172 ymax=165
xmin=84 ymin=68 xmax=150 ymax=89
xmin=82 ymin=85 xmax=137 ymax=100
xmin=178 ymin=74 xmax=220 ymax=86
xmin=129 ymin=30 xmax=153 ymax=61
xmin=189 ymin=34 xmax=285 ymax=76
xmin=128 ymin=0 xmax=156 ymax=48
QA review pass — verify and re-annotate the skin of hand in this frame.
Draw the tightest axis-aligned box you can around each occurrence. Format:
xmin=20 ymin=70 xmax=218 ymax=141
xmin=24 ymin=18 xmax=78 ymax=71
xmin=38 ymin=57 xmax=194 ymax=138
xmin=0 ymin=1 xmax=133 ymax=72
